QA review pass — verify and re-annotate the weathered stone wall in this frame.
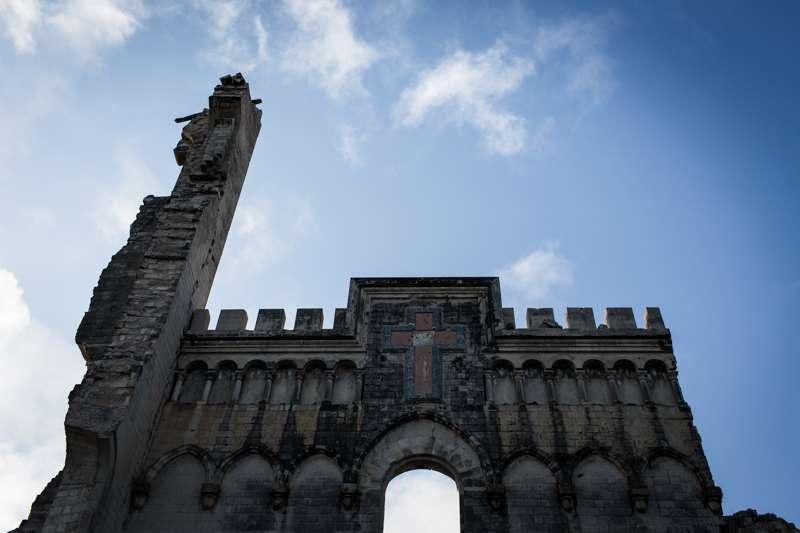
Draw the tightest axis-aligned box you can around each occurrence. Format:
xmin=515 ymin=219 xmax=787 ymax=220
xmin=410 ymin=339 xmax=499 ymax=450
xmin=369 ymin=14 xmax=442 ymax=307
xmin=119 ymin=278 xmax=777 ymax=533
xmin=17 ymin=76 xmax=797 ymax=533
xmin=15 ymin=74 xmax=262 ymax=533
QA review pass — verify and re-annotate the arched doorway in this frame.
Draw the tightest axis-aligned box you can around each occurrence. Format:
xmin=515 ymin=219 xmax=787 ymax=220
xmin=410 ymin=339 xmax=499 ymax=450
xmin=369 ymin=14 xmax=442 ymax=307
xmin=383 ymin=468 xmax=460 ymax=533
xmin=356 ymin=418 xmax=493 ymax=532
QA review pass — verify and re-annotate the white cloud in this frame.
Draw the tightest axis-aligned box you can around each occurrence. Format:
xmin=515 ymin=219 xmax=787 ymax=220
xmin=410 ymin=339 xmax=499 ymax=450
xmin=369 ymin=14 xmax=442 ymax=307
xmin=227 ymin=195 xmax=316 ymax=270
xmin=282 ymin=0 xmax=379 ymax=98
xmin=337 ymin=124 xmax=366 ymax=166
xmin=94 ymin=144 xmax=160 ymax=240
xmin=394 ymin=42 xmax=534 ymax=156
xmin=384 ymin=470 xmax=459 ymax=533
xmin=0 ymin=0 xmax=43 ymax=53
xmin=534 ymin=17 xmax=614 ymax=105
xmin=0 ymin=0 xmax=146 ymax=61
xmin=498 ymin=243 xmax=574 ymax=300
xmin=196 ymin=0 xmax=268 ymax=71
xmin=48 ymin=0 xmax=146 ymax=61
xmin=0 ymin=269 xmax=84 ymax=531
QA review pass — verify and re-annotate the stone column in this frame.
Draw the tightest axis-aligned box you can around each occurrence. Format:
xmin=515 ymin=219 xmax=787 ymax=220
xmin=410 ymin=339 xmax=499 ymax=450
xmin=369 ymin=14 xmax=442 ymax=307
xmin=263 ymin=371 xmax=274 ymax=404
xmin=576 ymin=369 xmax=587 ymax=403
xmin=324 ymin=369 xmax=335 ymax=402
xmin=514 ymin=371 xmax=525 ymax=404
xmin=201 ymin=370 xmax=215 ymax=402
xmin=637 ymin=370 xmax=652 ymax=403
xmin=232 ymin=370 xmax=244 ymax=404
xmin=294 ymin=371 xmax=304 ymax=403
xmin=544 ymin=370 xmax=556 ymax=403
xmin=170 ymin=371 xmax=186 ymax=402
xmin=607 ymin=372 xmax=620 ymax=404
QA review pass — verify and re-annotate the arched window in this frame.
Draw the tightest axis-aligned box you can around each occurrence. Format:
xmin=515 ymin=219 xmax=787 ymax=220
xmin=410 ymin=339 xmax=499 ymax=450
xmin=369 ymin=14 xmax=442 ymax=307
xmin=645 ymin=359 xmax=675 ymax=405
xmin=269 ymin=361 xmax=296 ymax=404
xmin=383 ymin=469 xmax=459 ymax=533
xmin=552 ymin=360 xmax=579 ymax=404
xmin=493 ymin=359 xmax=517 ymax=405
xmin=613 ymin=359 xmax=642 ymax=405
xmin=300 ymin=361 xmax=327 ymax=405
xmin=584 ymin=360 xmax=611 ymax=404
xmin=522 ymin=360 xmax=548 ymax=404
xmin=179 ymin=361 xmax=207 ymax=402
xmin=239 ymin=361 xmax=267 ymax=404
xmin=208 ymin=361 xmax=236 ymax=404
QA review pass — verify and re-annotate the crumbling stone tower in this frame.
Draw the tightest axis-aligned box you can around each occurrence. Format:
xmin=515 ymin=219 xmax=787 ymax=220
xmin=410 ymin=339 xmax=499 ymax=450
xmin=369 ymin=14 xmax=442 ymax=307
xmin=16 ymin=75 xmax=797 ymax=533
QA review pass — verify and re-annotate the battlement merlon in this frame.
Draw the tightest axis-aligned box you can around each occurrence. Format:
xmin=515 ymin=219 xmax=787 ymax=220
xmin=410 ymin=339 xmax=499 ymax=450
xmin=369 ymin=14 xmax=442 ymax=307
xmin=185 ymin=276 xmax=671 ymax=340
xmin=51 ymin=75 xmax=261 ymax=533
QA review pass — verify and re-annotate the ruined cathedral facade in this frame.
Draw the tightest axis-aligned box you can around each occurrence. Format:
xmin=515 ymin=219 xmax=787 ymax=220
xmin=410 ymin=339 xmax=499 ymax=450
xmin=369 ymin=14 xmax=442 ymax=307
xmin=16 ymin=76 xmax=796 ymax=533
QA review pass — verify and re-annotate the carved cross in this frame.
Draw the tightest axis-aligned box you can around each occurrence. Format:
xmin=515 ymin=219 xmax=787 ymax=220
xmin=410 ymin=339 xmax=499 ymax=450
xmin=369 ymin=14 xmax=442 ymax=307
xmin=390 ymin=312 xmax=458 ymax=396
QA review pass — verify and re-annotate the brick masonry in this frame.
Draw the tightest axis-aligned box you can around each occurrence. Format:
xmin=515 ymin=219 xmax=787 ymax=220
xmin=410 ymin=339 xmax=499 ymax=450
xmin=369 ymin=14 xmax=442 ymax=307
xmin=14 ymin=76 xmax=797 ymax=533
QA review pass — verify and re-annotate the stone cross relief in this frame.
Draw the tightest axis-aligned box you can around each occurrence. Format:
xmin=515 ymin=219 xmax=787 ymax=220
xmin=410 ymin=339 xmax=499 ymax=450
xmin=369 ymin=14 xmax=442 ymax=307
xmin=389 ymin=312 xmax=460 ymax=399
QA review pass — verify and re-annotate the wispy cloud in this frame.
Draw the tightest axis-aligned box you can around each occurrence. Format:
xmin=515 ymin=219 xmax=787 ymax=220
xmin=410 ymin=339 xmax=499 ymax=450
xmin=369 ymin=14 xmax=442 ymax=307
xmin=94 ymin=144 xmax=160 ymax=240
xmin=0 ymin=0 xmax=42 ymax=53
xmin=0 ymin=268 xmax=83 ymax=531
xmin=337 ymin=124 xmax=366 ymax=166
xmin=394 ymin=42 xmax=534 ymax=156
xmin=498 ymin=243 xmax=574 ymax=301
xmin=0 ymin=0 xmax=147 ymax=62
xmin=227 ymin=195 xmax=316 ymax=271
xmin=196 ymin=0 xmax=268 ymax=71
xmin=534 ymin=17 xmax=615 ymax=105
xmin=48 ymin=0 xmax=146 ymax=62
xmin=281 ymin=0 xmax=379 ymax=98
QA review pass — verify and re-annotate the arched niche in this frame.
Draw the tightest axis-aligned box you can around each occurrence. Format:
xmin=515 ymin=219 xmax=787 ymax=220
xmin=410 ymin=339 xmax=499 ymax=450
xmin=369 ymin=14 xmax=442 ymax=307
xmin=300 ymin=361 xmax=326 ymax=405
xmin=584 ymin=360 xmax=611 ymax=404
xmin=613 ymin=360 xmax=643 ymax=405
xmin=208 ymin=361 xmax=237 ymax=404
xmin=493 ymin=359 xmax=517 ymax=405
xmin=553 ymin=360 xmax=580 ymax=404
xmin=573 ymin=455 xmax=630 ymax=532
xmin=357 ymin=418 xmax=490 ymax=532
xmin=645 ymin=456 xmax=715 ymax=528
xmin=239 ymin=361 xmax=267 ymax=404
xmin=503 ymin=455 xmax=562 ymax=532
xmin=332 ymin=360 xmax=357 ymax=404
xmin=646 ymin=360 xmax=675 ymax=405
xmin=269 ymin=361 xmax=296 ymax=404
xmin=126 ymin=454 xmax=207 ymax=532
xmin=179 ymin=361 xmax=207 ymax=403
xmin=286 ymin=455 xmax=343 ymax=532
xmin=384 ymin=469 xmax=459 ymax=533
xmin=215 ymin=454 xmax=276 ymax=532
xmin=522 ymin=360 xmax=548 ymax=404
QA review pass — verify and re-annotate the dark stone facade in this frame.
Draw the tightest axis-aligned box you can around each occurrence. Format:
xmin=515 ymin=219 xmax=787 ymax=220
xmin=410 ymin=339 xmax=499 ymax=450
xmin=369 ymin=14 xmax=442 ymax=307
xmin=14 ymin=75 xmax=797 ymax=533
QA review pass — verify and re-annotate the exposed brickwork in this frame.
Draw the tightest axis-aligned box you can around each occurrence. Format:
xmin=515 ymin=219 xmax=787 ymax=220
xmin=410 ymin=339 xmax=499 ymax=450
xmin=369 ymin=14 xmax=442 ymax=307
xmin=16 ymin=77 xmax=796 ymax=533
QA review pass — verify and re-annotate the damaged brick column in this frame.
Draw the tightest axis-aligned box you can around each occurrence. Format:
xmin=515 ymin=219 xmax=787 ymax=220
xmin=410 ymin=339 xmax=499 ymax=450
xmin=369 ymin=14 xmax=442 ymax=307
xmin=26 ymin=74 xmax=261 ymax=533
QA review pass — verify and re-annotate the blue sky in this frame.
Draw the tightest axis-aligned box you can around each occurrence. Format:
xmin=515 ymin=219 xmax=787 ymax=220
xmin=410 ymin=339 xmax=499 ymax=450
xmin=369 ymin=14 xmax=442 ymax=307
xmin=0 ymin=0 xmax=798 ymax=529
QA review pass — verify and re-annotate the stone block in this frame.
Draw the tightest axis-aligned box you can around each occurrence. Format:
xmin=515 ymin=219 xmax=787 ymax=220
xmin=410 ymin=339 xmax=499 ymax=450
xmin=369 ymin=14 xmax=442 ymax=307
xmin=216 ymin=309 xmax=248 ymax=331
xmin=526 ymin=308 xmax=560 ymax=328
xmin=333 ymin=308 xmax=347 ymax=332
xmin=605 ymin=307 xmax=636 ymax=329
xmin=502 ymin=308 xmax=516 ymax=330
xmin=295 ymin=308 xmax=323 ymax=333
xmin=189 ymin=309 xmax=210 ymax=332
xmin=255 ymin=309 xmax=286 ymax=331
xmin=645 ymin=307 xmax=666 ymax=330
xmin=566 ymin=307 xmax=596 ymax=329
